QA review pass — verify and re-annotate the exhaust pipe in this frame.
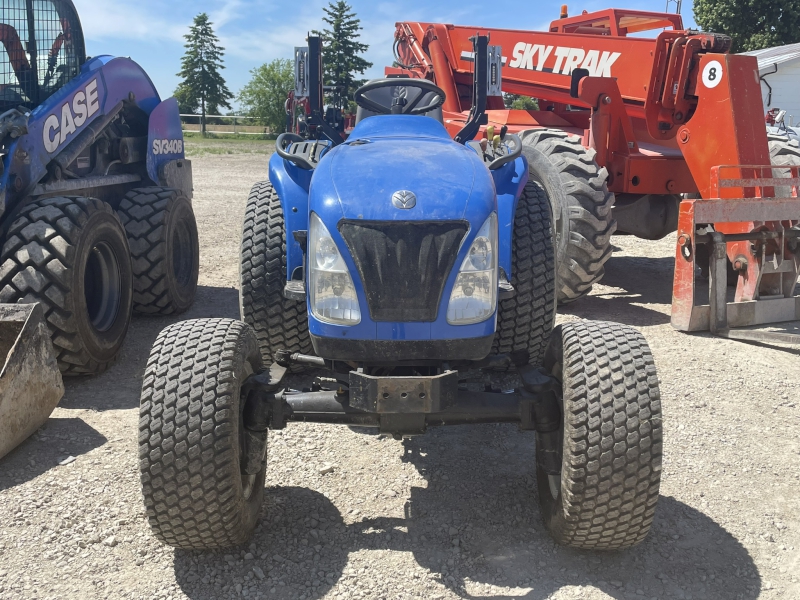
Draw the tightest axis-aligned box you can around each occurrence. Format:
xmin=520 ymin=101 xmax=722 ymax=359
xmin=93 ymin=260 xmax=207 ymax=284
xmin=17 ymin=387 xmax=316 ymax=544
xmin=0 ymin=304 xmax=64 ymax=460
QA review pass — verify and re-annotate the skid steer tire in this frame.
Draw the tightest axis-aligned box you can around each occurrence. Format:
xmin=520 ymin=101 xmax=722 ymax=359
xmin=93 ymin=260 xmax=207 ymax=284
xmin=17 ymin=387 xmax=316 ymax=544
xmin=0 ymin=196 xmax=133 ymax=375
xmin=520 ymin=129 xmax=616 ymax=304
xmin=118 ymin=187 xmax=199 ymax=315
xmin=139 ymin=318 xmax=266 ymax=549
xmin=240 ymin=181 xmax=312 ymax=367
xmin=491 ymin=178 xmax=556 ymax=368
xmin=538 ymin=320 xmax=662 ymax=550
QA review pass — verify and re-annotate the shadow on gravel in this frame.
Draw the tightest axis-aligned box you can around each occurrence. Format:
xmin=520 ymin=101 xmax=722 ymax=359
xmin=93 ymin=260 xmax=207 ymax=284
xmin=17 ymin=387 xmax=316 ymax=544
xmin=173 ymin=426 xmax=760 ymax=600
xmin=60 ymin=285 xmax=240 ymax=411
xmin=562 ymin=255 xmax=675 ymax=327
xmin=384 ymin=431 xmax=762 ymax=600
xmin=174 ymin=486 xmax=349 ymax=600
xmin=0 ymin=417 xmax=106 ymax=491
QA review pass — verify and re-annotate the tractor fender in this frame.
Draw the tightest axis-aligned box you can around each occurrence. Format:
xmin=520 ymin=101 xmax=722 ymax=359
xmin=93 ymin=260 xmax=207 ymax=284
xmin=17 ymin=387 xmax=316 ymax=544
xmin=268 ymin=152 xmax=314 ymax=283
xmin=491 ymin=155 xmax=529 ymax=278
xmin=2 ymin=56 xmax=161 ymax=221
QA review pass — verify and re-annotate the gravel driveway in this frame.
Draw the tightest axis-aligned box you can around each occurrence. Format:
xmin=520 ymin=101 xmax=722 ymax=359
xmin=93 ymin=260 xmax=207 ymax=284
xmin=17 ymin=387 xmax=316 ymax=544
xmin=0 ymin=148 xmax=798 ymax=600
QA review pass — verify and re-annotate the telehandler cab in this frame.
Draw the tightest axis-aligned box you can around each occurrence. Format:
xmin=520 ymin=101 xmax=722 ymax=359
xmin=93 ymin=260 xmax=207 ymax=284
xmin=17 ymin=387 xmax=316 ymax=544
xmin=139 ymin=35 xmax=662 ymax=552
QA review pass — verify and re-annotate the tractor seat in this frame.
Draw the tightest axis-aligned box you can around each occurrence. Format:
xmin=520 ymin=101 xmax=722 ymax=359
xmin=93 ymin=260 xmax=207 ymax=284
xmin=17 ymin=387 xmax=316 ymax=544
xmin=355 ymin=82 xmax=443 ymax=125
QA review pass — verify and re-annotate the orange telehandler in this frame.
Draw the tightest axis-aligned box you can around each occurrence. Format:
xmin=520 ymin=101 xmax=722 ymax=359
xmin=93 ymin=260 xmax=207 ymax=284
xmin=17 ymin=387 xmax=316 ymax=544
xmin=389 ymin=7 xmax=800 ymax=344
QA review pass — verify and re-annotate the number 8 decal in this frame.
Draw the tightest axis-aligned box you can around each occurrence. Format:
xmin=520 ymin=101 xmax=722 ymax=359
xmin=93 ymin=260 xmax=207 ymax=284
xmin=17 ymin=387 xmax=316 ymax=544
xmin=702 ymin=60 xmax=723 ymax=89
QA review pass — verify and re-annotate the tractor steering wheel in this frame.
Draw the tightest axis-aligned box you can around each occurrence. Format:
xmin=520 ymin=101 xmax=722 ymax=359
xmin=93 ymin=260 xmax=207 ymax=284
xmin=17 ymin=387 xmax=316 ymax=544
xmin=354 ymin=78 xmax=446 ymax=116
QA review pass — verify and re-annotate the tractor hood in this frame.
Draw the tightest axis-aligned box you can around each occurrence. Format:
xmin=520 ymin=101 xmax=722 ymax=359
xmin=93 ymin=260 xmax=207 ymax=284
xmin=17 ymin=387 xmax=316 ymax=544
xmin=312 ymin=116 xmax=494 ymax=222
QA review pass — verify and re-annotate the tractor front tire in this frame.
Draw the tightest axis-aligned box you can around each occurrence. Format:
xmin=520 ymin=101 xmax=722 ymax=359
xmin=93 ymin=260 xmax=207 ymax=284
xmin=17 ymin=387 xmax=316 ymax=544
xmin=521 ymin=129 xmax=616 ymax=304
xmin=491 ymin=178 xmax=556 ymax=368
xmin=0 ymin=196 xmax=133 ymax=375
xmin=118 ymin=187 xmax=199 ymax=315
xmin=139 ymin=318 xmax=266 ymax=549
xmin=240 ymin=181 xmax=312 ymax=366
xmin=538 ymin=320 xmax=662 ymax=550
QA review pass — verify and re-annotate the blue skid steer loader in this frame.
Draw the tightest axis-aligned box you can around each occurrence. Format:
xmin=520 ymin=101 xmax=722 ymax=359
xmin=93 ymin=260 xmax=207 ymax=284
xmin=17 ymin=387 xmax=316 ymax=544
xmin=139 ymin=36 xmax=662 ymax=551
xmin=0 ymin=0 xmax=198 ymax=459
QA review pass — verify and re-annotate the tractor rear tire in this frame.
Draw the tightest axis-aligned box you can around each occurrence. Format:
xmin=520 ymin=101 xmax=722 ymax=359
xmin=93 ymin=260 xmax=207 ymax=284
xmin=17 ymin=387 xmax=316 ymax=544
xmin=520 ymin=129 xmax=616 ymax=304
xmin=118 ymin=187 xmax=199 ymax=315
xmin=240 ymin=181 xmax=312 ymax=367
xmin=491 ymin=178 xmax=556 ymax=368
xmin=139 ymin=318 xmax=266 ymax=549
xmin=538 ymin=320 xmax=662 ymax=550
xmin=0 ymin=196 xmax=133 ymax=375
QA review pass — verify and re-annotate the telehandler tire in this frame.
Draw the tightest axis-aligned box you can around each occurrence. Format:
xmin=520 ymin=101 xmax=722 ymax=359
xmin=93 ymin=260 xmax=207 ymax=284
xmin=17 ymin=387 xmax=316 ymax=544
xmin=139 ymin=318 xmax=266 ymax=549
xmin=768 ymin=135 xmax=800 ymax=197
xmin=0 ymin=196 xmax=133 ymax=375
xmin=520 ymin=129 xmax=616 ymax=304
xmin=538 ymin=320 xmax=662 ymax=550
xmin=118 ymin=187 xmax=199 ymax=315
xmin=240 ymin=181 xmax=312 ymax=367
xmin=491 ymin=178 xmax=556 ymax=368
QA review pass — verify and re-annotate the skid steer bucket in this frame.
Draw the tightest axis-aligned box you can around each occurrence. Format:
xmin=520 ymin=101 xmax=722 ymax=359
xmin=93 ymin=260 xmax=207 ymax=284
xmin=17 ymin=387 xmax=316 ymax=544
xmin=0 ymin=304 xmax=64 ymax=460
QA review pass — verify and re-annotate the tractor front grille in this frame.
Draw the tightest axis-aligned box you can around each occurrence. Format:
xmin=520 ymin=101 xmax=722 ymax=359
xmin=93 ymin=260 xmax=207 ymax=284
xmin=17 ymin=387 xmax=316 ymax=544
xmin=1 ymin=0 xmax=86 ymax=112
xmin=338 ymin=220 xmax=468 ymax=322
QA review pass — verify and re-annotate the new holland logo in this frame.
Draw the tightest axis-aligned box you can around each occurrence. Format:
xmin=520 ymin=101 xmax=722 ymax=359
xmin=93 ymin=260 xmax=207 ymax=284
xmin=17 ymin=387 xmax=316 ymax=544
xmin=392 ymin=190 xmax=416 ymax=209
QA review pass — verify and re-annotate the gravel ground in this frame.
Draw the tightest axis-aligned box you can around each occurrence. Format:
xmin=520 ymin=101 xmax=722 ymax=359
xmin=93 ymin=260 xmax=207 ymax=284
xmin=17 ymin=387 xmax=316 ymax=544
xmin=1 ymin=146 xmax=799 ymax=600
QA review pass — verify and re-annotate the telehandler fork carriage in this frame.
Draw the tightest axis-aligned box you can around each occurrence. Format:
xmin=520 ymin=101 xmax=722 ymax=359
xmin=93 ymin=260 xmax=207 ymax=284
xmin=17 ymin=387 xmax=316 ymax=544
xmin=390 ymin=8 xmax=800 ymax=345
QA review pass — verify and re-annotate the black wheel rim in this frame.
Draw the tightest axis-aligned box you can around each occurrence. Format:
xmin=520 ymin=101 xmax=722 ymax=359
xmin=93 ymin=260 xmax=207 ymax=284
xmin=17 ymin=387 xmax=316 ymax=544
xmin=546 ymin=355 xmax=565 ymax=502
xmin=172 ymin=218 xmax=194 ymax=288
xmin=239 ymin=361 xmax=258 ymax=501
xmin=83 ymin=241 xmax=122 ymax=332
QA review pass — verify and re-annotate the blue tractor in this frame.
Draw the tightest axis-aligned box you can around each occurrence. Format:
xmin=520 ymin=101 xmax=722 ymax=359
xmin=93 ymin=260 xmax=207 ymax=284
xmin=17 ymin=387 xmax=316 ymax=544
xmin=139 ymin=36 xmax=662 ymax=551
xmin=0 ymin=1 xmax=198 ymax=458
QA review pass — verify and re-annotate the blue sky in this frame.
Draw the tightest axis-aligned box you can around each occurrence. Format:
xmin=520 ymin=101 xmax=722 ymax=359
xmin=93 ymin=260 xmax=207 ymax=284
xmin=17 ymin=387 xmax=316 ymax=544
xmin=73 ymin=0 xmax=698 ymax=111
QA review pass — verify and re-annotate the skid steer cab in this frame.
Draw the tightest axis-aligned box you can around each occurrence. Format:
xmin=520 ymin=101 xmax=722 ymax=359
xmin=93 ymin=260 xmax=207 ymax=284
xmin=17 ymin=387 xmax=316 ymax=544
xmin=139 ymin=36 xmax=663 ymax=553
xmin=0 ymin=0 xmax=199 ymax=459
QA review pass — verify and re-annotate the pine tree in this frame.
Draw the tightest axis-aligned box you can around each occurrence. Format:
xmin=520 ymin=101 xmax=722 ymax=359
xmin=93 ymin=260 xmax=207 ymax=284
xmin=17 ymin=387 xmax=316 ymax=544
xmin=175 ymin=13 xmax=233 ymax=135
xmin=694 ymin=0 xmax=800 ymax=52
xmin=316 ymin=1 xmax=372 ymax=111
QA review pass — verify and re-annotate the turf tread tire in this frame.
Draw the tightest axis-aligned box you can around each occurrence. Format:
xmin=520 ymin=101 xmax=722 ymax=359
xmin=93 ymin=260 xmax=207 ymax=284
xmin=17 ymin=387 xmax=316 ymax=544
xmin=520 ymin=129 xmax=616 ymax=304
xmin=240 ymin=181 xmax=312 ymax=366
xmin=118 ymin=187 xmax=199 ymax=315
xmin=139 ymin=318 xmax=265 ymax=549
xmin=538 ymin=320 xmax=662 ymax=550
xmin=491 ymin=178 xmax=556 ymax=367
xmin=0 ymin=195 xmax=132 ymax=375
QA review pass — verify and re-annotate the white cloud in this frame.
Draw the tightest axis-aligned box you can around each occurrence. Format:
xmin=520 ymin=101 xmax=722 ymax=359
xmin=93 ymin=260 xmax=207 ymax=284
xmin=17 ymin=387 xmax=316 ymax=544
xmin=72 ymin=0 xmax=186 ymax=43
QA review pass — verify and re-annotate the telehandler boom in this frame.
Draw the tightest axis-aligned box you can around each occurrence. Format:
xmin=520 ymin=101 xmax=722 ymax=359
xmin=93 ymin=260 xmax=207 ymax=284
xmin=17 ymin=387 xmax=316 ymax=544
xmin=391 ymin=8 xmax=800 ymax=344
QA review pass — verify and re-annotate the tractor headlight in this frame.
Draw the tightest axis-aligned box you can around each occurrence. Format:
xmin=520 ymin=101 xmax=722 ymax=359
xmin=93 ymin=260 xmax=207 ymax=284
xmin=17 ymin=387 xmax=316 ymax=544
xmin=308 ymin=212 xmax=361 ymax=325
xmin=447 ymin=213 xmax=498 ymax=325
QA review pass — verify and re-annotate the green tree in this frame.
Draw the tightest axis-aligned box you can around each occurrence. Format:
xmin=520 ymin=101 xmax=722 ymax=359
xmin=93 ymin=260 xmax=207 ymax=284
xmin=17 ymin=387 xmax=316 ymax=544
xmin=238 ymin=59 xmax=295 ymax=133
xmin=315 ymin=1 xmax=372 ymax=111
xmin=173 ymin=83 xmax=198 ymax=115
xmin=175 ymin=13 xmax=233 ymax=135
xmin=694 ymin=0 xmax=800 ymax=52
xmin=503 ymin=93 xmax=539 ymax=110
